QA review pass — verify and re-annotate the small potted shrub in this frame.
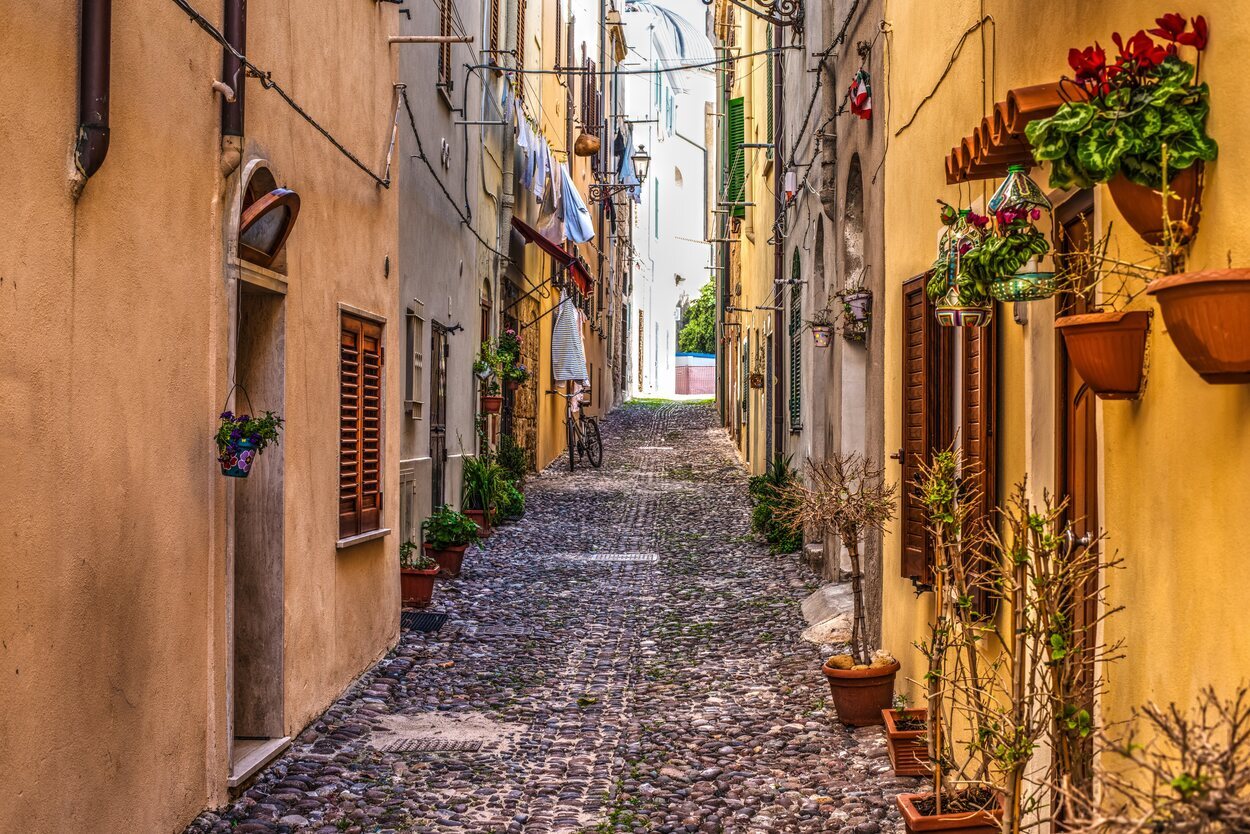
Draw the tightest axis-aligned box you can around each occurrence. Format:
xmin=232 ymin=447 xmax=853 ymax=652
xmin=1026 ymin=14 xmax=1216 ymax=245
xmin=777 ymin=454 xmax=898 ymax=726
xmin=399 ymin=540 xmax=440 ymax=606
xmin=215 ymin=409 xmax=283 ymax=478
xmin=421 ymin=506 xmax=479 ymax=578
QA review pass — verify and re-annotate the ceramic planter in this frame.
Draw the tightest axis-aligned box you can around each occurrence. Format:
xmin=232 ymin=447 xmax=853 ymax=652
xmin=897 ymin=792 xmax=1003 ymax=834
xmin=822 ymin=658 xmax=900 ymax=727
xmin=465 ymin=508 xmax=493 ymax=538
xmin=219 ymin=438 xmax=258 ymax=478
xmin=989 ymin=260 xmax=1056 ymax=303
xmin=812 ymin=325 xmax=833 ymax=347
xmin=424 ymin=542 xmax=468 ymax=578
xmin=935 ymin=304 xmax=993 ymax=328
xmin=1107 ymin=163 xmax=1203 ymax=246
xmin=883 ymin=708 xmax=930 ymax=776
xmin=1055 ymin=310 xmax=1152 ymax=400
xmin=400 ymin=565 xmax=439 ymax=607
xmin=481 ymin=395 xmax=504 ymax=414
xmin=1146 ymin=269 xmax=1250 ymax=384
xmin=844 ymin=290 xmax=872 ymax=323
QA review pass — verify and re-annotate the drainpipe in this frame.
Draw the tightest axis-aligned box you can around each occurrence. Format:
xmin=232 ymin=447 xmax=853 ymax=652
xmin=220 ymin=0 xmax=246 ymax=177
xmin=71 ymin=0 xmax=111 ymax=199
xmin=772 ymin=38 xmax=785 ymax=460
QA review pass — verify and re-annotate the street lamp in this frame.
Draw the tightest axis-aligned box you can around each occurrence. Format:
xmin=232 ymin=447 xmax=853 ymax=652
xmin=631 ymin=145 xmax=651 ymax=186
xmin=589 ymin=145 xmax=652 ymax=202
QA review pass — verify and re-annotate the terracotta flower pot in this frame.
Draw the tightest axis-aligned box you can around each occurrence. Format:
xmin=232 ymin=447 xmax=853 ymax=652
xmin=1055 ymin=310 xmax=1152 ymax=400
xmin=883 ymin=708 xmax=930 ymax=776
xmin=424 ymin=542 xmax=468 ymax=578
xmin=1146 ymin=269 xmax=1250 ymax=384
xmin=1107 ymin=163 xmax=1203 ymax=246
xmin=465 ymin=508 xmax=492 ymax=538
xmin=399 ymin=565 xmax=439 ymax=607
xmin=897 ymin=792 xmax=1003 ymax=834
xmin=481 ymin=395 xmax=504 ymax=414
xmin=822 ymin=658 xmax=900 ymax=727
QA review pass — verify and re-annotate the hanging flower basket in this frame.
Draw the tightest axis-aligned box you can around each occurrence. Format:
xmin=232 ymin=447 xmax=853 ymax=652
xmin=844 ymin=289 xmax=872 ymax=324
xmin=480 ymin=394 xmax=504 ymax=414
xmin=811 ymin=325 xmax=833 ymax=347
xmin=929 ymin=207 xmax=993 ymax=328
xmin=1145 ymin=268 xmax=1250 ymax=383
xmin=219 ymin=437 xmax=258 ymax=478
xmin=988 ymin=267 xmax=1057 ymax=303
xmin=215 ymin=402 xmax=283 ymax=479
xmin=1055 ymin=310 xmax=1153 ymax=400
xmin=1107 ymin=163 xmax=1205 ymax=247
xmin=935 ymin=292 xmax=994 ymax=328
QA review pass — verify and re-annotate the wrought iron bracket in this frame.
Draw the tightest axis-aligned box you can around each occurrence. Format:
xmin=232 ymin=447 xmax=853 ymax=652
xmin=588 ymin=181 xmax=634 ymax=202
xmin=704 ymin=0 xmax=803 ymax=31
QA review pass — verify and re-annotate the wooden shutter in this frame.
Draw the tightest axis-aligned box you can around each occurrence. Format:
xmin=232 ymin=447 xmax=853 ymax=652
xmin=554 ymin=0 xmax=562 ymax=80
xmin=438 ymin=0 xmax=453 ymax=88
xmin=727 ymin=97 xmax=745 ymax=218
xmin=340 ymin=313 xmax=385 ymax=539
xmin=515 ymin=0 xmax=527 ymax=87
xmin=788 ymin=265 xmax=801 ymax=427
xmin=489 ymin=0 xmax=500 ymax=61
xmin=900 ymin=274 xmax=952 ymax=582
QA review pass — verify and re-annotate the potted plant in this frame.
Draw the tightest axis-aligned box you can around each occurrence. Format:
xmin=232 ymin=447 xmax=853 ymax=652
xmin=837 ymin=287 xmax=872 ymax=343
xmin=504 ymin=363 xmax=531 ymax=392
xmin=747 ymin=454 xmax=803 ymax=555
xmin=1145 ymin=268 xmax=1250 ymax=383
xmin=497 ymin=433 xmax=530 ymax=487
xmin=807 ymin=307 xmax=835 ymax=347
xmin=969 ymin=166 xmax=1057 ymax=303
xmin=883 ymin=695 xmax=930 ymax=777
xmin=399 ymin=540 xmax=440 ymax=606
xmin=928 ymin=205 xmax=993 ymax=327
xmin=777 ymin=454 xmax=899 ymax=726
xmin=215 ymin=409 xmax=283 ymax=478
xmin=497 ymin=479 xmax=525 ymax=523
xmin=1056 ymin=309 xmax=1153 ymax=399
xmin=421 ymin=506 xmax=479 ymax=578
xmin=1026 ymin=14 xmax=1216 ymax=245
xmin=462 ymin=453 xmax=507 ymax=536
xmin=474 ymin=344 xmax=505 ymax=414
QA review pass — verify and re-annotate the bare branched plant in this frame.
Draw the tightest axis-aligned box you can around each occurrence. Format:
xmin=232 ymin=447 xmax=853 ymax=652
xmin=776 ymin=453 xmax=896 ymax=665
xmin=1061 ymin=686 xmax=1250 ymax=834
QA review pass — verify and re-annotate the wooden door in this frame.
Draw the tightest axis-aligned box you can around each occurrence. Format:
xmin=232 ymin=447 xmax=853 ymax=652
xmin=430 ymin=324 xmax=449 ymax=508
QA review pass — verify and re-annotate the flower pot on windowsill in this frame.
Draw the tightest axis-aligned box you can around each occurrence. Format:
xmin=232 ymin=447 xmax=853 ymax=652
xmin=883 ymin=708 xmax=931 ymax=776
xmin=1146 ymin=269 xmax=1250 ymax=384
xmin=481 ymin=395 xmax=504 ymax=414
xmin=1106 ymin=162 xmax=1204 ymax=246
xmin=897 ymin=790 xmax=1003 ymax=834
xmin=821 ymin=657 xmax=900 ymax=727
xmin=812 ymin=325 xmax=833 ymax=347
xmin=400 ymin=564 xmax=439 ymax=607
xmin=219 ymin=438 xmax=258 ymax=478
xmin=423 ymin=542 xmax=468 ymax=578
xmin=465 ymin=508 xmax=493 ymax=538
xmin=1055 ymin=309 xmax=1152 ymax=400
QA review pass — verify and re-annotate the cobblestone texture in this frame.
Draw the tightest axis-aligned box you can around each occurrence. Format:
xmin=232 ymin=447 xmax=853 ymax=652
xmin=185 ymin=401 xmax=917 ymax=834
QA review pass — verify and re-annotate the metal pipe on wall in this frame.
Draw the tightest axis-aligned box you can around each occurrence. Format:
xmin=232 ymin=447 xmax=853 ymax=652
xmin=73 ymin=0 xmax=111 ymax=197
xmin=221 ymin=0 xmax=246 ymax=137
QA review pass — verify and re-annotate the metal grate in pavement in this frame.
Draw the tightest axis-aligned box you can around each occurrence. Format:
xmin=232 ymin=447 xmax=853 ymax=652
xmin=555 ymin=552 xmax=659 ymax=563
xmin=401 ymin=611 xmax=448 ymax=633
xmin=375 ymin=737 xmax=484 ymax=753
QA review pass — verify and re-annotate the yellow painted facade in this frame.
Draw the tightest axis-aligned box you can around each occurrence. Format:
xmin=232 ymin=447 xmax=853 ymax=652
xmin=878 ymin=0 xmax=1250 ymax=749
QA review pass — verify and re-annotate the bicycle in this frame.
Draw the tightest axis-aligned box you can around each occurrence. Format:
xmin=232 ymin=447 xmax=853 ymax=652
xmin=550 ymin=389 xmax=603 ymax=471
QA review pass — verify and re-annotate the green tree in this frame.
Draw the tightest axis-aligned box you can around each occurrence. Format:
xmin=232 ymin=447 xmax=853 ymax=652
xmin=677 ymin=281 xmax=716 ymax=354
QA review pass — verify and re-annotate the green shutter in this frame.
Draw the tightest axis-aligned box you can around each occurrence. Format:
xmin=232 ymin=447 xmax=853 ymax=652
xmin=788 ymin=253 xmax=802 ymax=427
xmin=727 ymin=96 xmax=745 ymax=219
xmin=765 ymin=28 xmax=774 ymax=161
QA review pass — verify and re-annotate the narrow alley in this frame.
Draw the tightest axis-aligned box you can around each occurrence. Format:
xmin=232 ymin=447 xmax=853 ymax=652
xmin=186 ymin=401 xmax=912 ymax=834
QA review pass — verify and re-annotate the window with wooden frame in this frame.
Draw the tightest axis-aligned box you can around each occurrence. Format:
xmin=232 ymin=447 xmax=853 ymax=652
xmin=438 ymin=0 xmax=454 ymax=90
xmin=581 ymin=57 xmax=600 ymax=135
xmin=340 ymin=313 xmax=385 ymax=540
xmin=405 ymin=302 xmax=426 ymax=420
xmin=488 ymin=0 xmax=500 ymax=65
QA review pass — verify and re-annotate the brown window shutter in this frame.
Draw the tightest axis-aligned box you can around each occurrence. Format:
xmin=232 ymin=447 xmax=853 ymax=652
xmin=961 ymin=315 xmax=998 ymax=614
xmin=489 ymin=0 xmax=500 ymax=58
xmin=340 ymin=314 xmax=385 ymax=538
xmin=439 ymin=0 xmax=453 ymax=88
xmin=554 ymin=0 xmax=562 ymax=80
xmin=516 ymin=0 xmax=527 ymax=86
xmin=900 ymin=274 xmax=953 ymax=583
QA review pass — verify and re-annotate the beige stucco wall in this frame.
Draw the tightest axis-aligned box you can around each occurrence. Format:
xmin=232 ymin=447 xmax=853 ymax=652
xmin=0 ymin=4 xmax=399 ymax=831
xmin=879 ymin=0 xmax=1250 ymax=751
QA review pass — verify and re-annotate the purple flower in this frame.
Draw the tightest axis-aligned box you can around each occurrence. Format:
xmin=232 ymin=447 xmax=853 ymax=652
xmin=220 ymin=410 xmax=234 ymax=420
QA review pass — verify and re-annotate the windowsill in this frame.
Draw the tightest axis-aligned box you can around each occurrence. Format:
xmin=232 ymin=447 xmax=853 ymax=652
xmin=336 ymin=528 xmax=392 ymax=550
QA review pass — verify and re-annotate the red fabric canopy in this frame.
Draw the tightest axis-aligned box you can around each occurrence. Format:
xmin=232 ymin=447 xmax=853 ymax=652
xmin=511 ymin=217 xmax=592 ymax=294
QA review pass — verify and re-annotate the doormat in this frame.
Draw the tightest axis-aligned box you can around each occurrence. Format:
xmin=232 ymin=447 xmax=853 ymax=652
xmin=554 ymin=552 xmax=659 ymax=563
xmin=374 ymin=737 xmax=485 ymax=753
xmin=401 ymin=611 xmax=448 ymax=633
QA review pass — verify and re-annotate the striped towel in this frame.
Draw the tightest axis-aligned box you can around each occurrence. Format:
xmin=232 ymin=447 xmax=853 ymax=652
xmin=551 ymin=291 xmax=588 ymax=382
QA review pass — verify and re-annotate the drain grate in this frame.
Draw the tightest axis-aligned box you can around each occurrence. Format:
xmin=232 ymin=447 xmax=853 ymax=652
xmin=375 ymin=737 xmax=484 ymax=753
xmin=555 ymin=552 xmax=659 ymax=563
xmin=401 ymin=611 xmax=448 ymax=633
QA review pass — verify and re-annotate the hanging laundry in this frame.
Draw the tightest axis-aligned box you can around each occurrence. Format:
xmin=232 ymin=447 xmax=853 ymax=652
xmin=560 ymin=163 xmax=595 ymax=244
xmin=551 ymin=290 xmax=589 ymax=383
xmin=784 ymin=170 xmax=797 ymax=201
xmin=849 ymin=70 xmax=872 ymax=120
xmin=532 ymin=137 xmax=550 ymax=202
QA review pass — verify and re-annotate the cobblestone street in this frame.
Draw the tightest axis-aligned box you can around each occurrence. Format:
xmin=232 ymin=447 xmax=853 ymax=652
xmin=187 ymin=401 xmax=916 ymax=834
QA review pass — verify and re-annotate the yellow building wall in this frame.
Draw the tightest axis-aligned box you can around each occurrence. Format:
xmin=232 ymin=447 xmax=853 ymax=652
xmin=0 ymin=4 xmax=399 ymax=831
xmin=879 ymin=0 xmax=1250 ymax=746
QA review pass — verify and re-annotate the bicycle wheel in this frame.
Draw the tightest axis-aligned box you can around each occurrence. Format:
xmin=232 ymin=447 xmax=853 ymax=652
xmin=567 ymin=417 xmax=577 ymax=471
xmin=584 ymin=418 xmax=603 ymax=468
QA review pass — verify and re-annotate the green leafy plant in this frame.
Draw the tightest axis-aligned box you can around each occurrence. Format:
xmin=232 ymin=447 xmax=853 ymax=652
xmin=399 ymin=539 xmax=437 ymax=570
xmin=462 ymin=453 xmax=509 ymax=515
xmin=926 ymin=207 xmax=992 ymax=305
xmin=962 ymin=207 xmax=1050 ymax=287
xmin=215 ymin=409 xmax=283 ymax=454
xmin=747 ymin=454 xmax=803 ymax=554
xmin=497 ymin=480 xmax=525 ymax=520
xmin=420 ymin=507 xmax=479 ymax=550
xmin=677 ymin=281 xmax=716 ymax=354
xmin=497 ymin=434 xmax=529 ymax=484
xmin=1026 ymin=15 xmax=1216 ymax=190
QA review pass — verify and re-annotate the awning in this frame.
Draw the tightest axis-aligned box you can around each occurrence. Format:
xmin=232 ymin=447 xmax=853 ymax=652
xmin=944 ymin=82 xmax=1088 ymax=184
xmin=511 ymin=216 xmax=593 ymax=293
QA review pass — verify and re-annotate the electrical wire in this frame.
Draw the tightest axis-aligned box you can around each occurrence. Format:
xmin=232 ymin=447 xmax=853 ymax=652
xmin=168 ymin=0 xmax=393 ymax=187
xmin=893 ymin=15 xmax=993 ymax=137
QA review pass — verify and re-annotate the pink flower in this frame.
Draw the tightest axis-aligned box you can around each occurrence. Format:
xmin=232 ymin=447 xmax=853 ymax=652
xmin=1030 ymin=208 xmax=1042 ymax=221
